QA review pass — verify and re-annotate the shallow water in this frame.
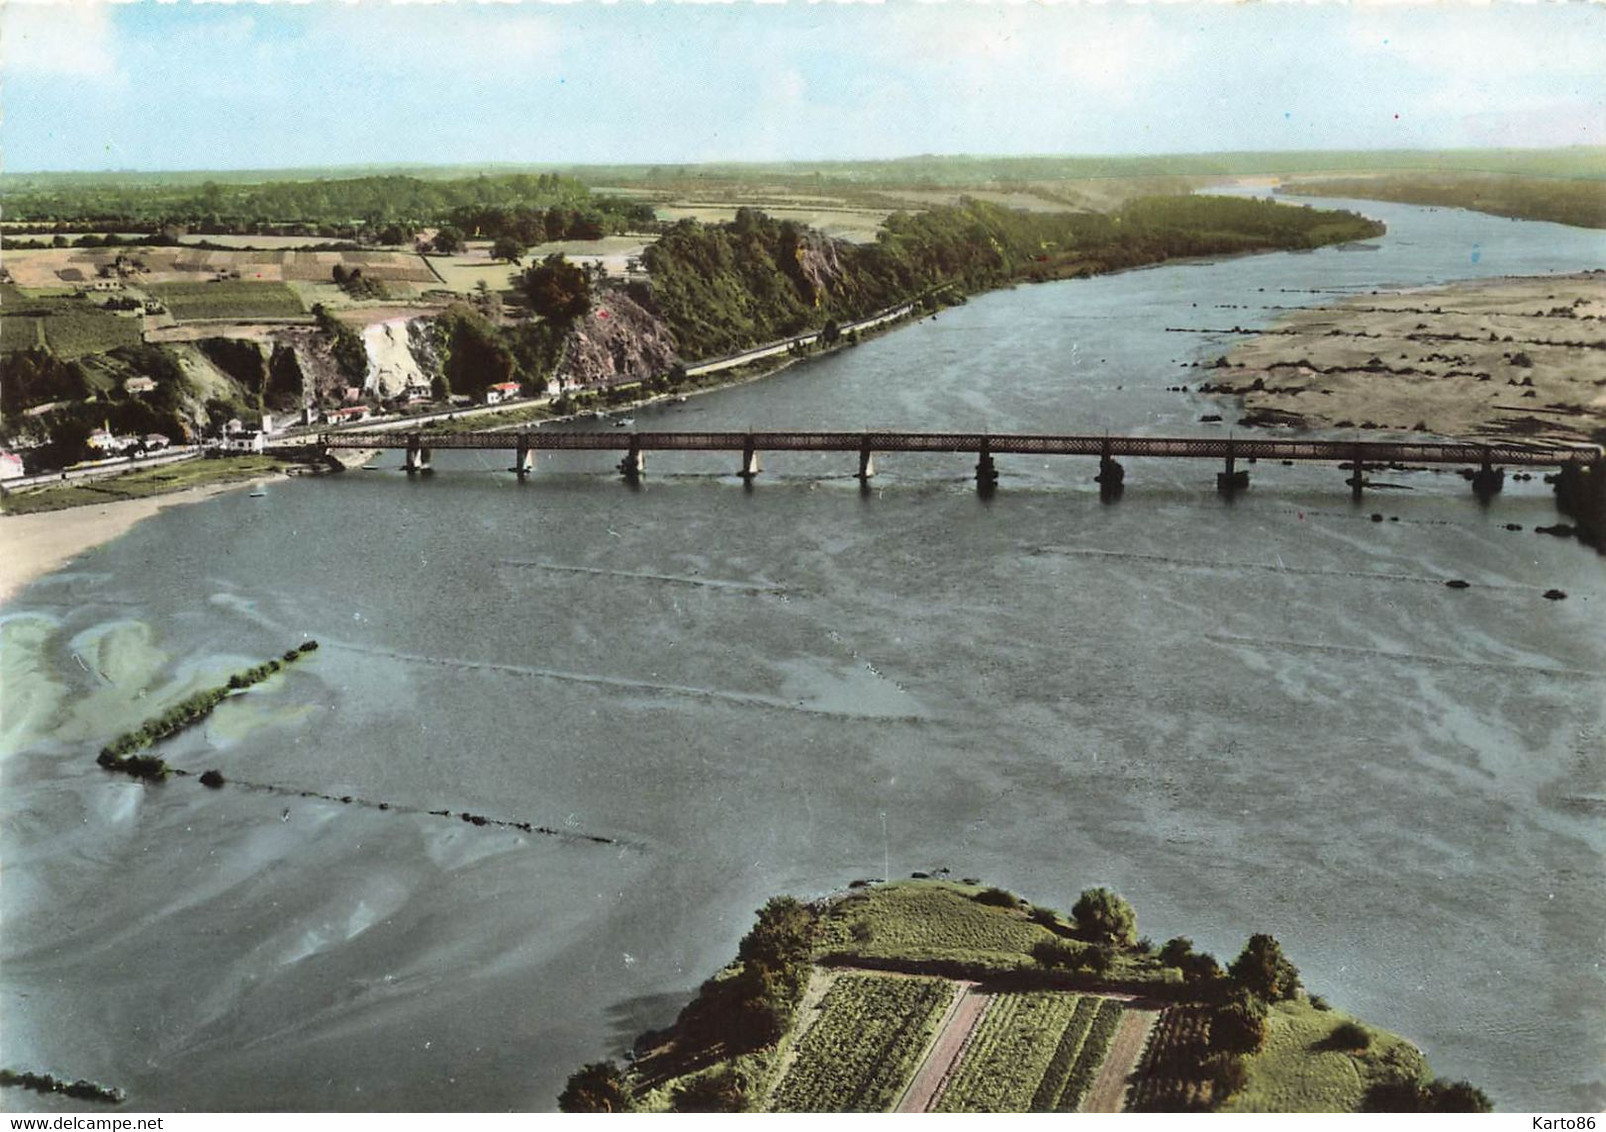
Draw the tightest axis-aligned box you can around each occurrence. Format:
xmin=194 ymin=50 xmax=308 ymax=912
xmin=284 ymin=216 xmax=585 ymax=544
xmin=3 ymin=196 xmax=1603 ymax=1112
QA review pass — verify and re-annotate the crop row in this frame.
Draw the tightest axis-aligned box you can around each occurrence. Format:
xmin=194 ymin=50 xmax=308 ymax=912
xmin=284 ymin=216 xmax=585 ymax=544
xmin=935 ymin=992 xmax=1082 ymax=1112
xmin=769 ymin=974 xmax=951 ymax=1112
xmin=1128 ymin=1005 xmax=1216 ymax=1112
xmin=1029 ymin=995 xmax=1100 ymax=1111
xmin=1054 ymin=997 xmax=1126 ymax=1112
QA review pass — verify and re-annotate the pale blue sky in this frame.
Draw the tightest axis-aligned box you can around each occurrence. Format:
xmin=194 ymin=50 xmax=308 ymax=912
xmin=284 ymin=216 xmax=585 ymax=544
xmin=4 ymin=1 xmax=1602 ymax=173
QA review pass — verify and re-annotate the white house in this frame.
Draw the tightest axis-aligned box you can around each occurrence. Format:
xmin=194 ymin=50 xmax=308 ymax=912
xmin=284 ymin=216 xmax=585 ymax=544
xmin=223 ymin=429 xmax=264 ymax=454
xmin=485 ymin=381 xmax=521 ymax=405
xmin=144 ymin=434 xmax=171 ymax=451
xmin=0 ymin=451 xmax=26 ymax=481
xmin=123 ymin=376 xmax=156 ymax=395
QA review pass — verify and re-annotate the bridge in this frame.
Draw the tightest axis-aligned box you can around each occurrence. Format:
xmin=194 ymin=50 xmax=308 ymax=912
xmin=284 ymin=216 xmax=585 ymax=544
xmin=320 ymin=428 xmax=1601 ymax=499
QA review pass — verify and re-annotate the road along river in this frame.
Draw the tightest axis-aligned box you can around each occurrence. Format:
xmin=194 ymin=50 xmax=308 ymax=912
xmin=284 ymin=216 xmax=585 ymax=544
xmin=3 ymin=195 xmax=1603 ymax=1112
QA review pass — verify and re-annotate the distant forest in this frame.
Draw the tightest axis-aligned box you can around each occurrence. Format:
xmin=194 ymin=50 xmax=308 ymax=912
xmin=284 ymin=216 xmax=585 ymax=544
xmin=1282 ymin=173 xmax=1606 ymax=229
xmin=0 ymin=173 xmax=657 ymax=244
xmin=645 ymin=195 xmax=1384 ymax=357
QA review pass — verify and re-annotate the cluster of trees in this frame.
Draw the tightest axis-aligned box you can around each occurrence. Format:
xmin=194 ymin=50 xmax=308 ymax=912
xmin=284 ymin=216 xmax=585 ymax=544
xmin=426 ymin=303 xmax=556 ymax=402
xmin=96 ymin=642 xmax=317 ymax=781
xmin=559 ymin=897 xmax=819 ymax=1114
xmin=331 ymin=264 xmax=389 ymax=300
xmin=641 ymin=196 xmax=1384 ymax=359
xmin=1 ymin=172 xmax=655 ymax=243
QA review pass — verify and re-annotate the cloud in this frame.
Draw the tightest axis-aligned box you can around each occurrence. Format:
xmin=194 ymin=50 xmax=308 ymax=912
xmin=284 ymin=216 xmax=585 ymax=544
xmin=2 ymin=0 xmax=119 ymax=79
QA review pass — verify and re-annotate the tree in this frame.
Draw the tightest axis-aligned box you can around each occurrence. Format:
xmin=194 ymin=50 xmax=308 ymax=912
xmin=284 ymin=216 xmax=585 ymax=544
xmin=1228 ymin=934 xmax=1302 ymax=1002
xmin=1071 ymin=887 xmax=1137 ymax=946
xmin=430 ymin=225 xmax=464 ymax=255
xmin=492 ymin=235 xmax=526 ymax=264
xmin=558 ymin=1062 xmax=631 ymax=1113
xmin=1211 ymin=991 xmax=1269 ymax=1054
xmin=522 ymin=253 xmax=591 ymax=322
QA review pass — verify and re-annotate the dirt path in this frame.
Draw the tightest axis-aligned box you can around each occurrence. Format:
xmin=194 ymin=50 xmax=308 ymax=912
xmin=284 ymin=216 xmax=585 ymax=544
xmin=1083 ymin=1004 xmax=1160 ymax=1113
xmin=894 ymin=985 xmax=990 ymax=1113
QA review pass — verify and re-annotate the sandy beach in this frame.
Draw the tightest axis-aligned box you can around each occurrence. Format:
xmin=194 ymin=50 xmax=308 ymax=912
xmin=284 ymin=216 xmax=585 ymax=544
xmin=0 ymin=475 xmax=279 ymax=607
xmin=1215 ymin=272 xmax=1606 ymax=442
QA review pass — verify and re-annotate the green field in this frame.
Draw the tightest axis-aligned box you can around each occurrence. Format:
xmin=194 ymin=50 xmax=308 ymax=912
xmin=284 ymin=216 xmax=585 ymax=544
xmin=1 ymin=284 xmax=145 ymax=359
xmin=147 ymin=281 xmax=306 ymax=321
xmin=934 ymin=992 xmax=1086 ymax=1112
xmin=1222 ymin=1000 xmax=1428 ymax=1113
xmin=818 ymin=882 xmax=1060 ymax=969
xmin=768 ymin=974 xmax=951 ymax=1112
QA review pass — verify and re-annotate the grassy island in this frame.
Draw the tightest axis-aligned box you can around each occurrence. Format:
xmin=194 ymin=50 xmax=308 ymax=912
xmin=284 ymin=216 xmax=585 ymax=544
xmin=561 ymin=879 xmax=1490 ymax=1114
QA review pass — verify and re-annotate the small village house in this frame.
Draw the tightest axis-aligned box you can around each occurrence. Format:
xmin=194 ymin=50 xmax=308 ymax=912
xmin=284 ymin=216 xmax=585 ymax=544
xmin=484 ymin=381 xmax=521 ymax=405
xmin=0 ymin=451 xmax=26 ymax=481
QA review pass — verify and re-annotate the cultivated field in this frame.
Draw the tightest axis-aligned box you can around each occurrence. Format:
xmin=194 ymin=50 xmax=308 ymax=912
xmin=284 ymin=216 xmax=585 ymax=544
xmin=0 ymin=285 xmax=144 ymax=358
xmin=3 ymin=246 xmax=437 ymax=289
xmin=147 ymin=281 xmax=307 ymax=322
xmin=932 ymin=991 xmax=1088 ymax=1111
xmin=655 ymin=203 xmax=890 ymax=243
xmin=768 ymin=973 xmax=952 ymax=1112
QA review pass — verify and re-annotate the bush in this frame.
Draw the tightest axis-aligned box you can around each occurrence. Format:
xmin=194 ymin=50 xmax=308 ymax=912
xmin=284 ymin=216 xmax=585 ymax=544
xmin=671 ymin=1066 xmax=749 ymax=1113
xmin=298 ymin=640 xmax=319 ymax=652
xmin=199 ymin=769 xmax=226 ymax=789
xmin=1328 ymin=1020 xmax=1370 ymax=1051
xmin=1082 ymin=945 xmax=1114 ymax=975
xmin=1211 ymin=992 xmax=1269 ymax=1054
xmin=1072 ymin=887 xmax=1138 ymax=946
xmin=1031 ymin=939 xmax=1082 ymax=969
xmin=973 ymin=886 xmax=1019 ymax=908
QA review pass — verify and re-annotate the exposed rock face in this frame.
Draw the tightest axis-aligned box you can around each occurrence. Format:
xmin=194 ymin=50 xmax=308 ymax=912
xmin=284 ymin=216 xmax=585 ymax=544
xmin=786 ymin=229 xmax=854 ymax=308
xmin=561 ymin=286 xmax=680 ymax=387
xmin=363 ymin=316 xmax=440 ymax=397
xmin=271 ymin=327 xmax=347 ymax=406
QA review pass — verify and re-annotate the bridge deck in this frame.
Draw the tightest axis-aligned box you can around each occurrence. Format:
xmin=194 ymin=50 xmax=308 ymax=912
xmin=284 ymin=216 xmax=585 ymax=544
xmin=321 ymin=429 xmax=1600 ymax=467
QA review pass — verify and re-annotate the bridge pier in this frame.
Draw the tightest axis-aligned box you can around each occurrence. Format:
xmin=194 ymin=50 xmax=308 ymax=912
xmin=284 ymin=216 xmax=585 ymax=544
xmin=1216 ymin=450 xmax=1248 ymax=495
xmin=1346 ymin=444 xmax=1365 ymax=499
xmin=857 ymin=437 xmax=876 ymax=481
xmin=975 ymin=440 xmax=999 ymax=491
xmin=1471 ymin=460 xmax=1504 ymax=500
xmin=739 ymin=438 xmax=761 ymax=481
xmin=404 ymin=435 xmax=432 ymax=474
xmin=513 ymin=435 xmax=535 ymax=477
xmin=617 ymin=436 xmax=646 ymax=481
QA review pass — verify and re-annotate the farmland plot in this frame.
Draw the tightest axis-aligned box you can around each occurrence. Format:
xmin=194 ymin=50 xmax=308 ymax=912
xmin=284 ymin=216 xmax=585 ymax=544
xmin=933 ymin=991 xmax=1083 ymax=1112
xmin=1053 ymin=997 xmax=1126 ymax=1111
xmin=147 ymin=282 xmax=306 ymax=321
xmin=768 ymin=974 xmax=950 ymax=1113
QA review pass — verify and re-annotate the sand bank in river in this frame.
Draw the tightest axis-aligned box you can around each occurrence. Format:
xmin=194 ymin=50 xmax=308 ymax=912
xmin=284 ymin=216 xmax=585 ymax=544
xmin=0 ymin=475 xmax=278 ymax=607
xmin=1213 ymin=272 xmax=1606 ymax=443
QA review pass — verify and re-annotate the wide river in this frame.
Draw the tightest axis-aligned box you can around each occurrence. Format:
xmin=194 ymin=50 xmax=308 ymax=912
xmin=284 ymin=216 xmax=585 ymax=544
xmin=4 ymin=196 xmax=1603 ymax=1113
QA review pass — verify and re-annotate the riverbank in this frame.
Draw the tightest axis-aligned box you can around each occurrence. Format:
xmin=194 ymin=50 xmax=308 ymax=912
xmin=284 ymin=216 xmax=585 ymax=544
xmin=1211 ymin=272 xmax=1606 ymax=443
xmin=0 ymin=469 xmax=283 ymax=606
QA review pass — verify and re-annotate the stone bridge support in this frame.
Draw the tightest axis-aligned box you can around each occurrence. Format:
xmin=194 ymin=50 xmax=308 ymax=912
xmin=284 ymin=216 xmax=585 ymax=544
xmin=975 ymin=439 xmax=998 ymax=491
xmin=1346 ymin=443 xmax=1366 ymax=500
xmin=514 ymin=435 xmax=535 ymax=477
xmin=1471 ymin=459 xmax=1504 ymax=500
xmin=740 ymin=438 xmax=761 ymax=481
xmin=404 ymin=435 xmax=432 ymax=473
xmin=618 ymin=437 xmax=646 ymax=481
xmin=857 ymin=437 xmax=876 ymax=481
xmin=1217 ymin=444 xmax=1248 ymax=494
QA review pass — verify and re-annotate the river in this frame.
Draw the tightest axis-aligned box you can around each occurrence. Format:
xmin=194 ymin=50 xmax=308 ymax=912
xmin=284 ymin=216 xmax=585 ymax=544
xmin=3 ymin=195 xmax=1603 ymax=1112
